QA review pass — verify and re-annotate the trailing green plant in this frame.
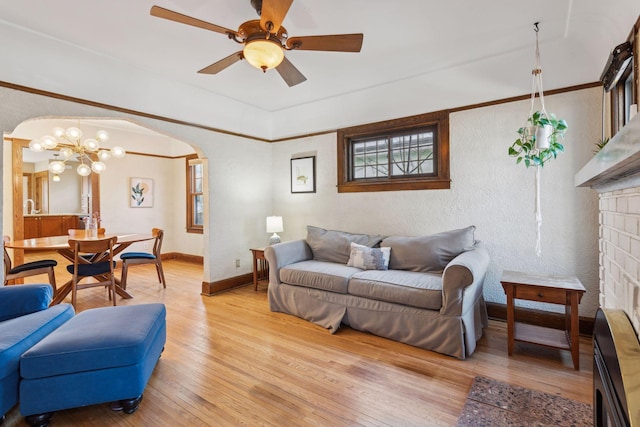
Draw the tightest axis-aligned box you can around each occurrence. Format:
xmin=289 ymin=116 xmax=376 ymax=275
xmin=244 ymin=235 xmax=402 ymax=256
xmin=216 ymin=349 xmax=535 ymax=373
xmin=508 ymin=111 xmax=568 ymax=167
xmin=593 ymin=137 xmax=610 ymax=154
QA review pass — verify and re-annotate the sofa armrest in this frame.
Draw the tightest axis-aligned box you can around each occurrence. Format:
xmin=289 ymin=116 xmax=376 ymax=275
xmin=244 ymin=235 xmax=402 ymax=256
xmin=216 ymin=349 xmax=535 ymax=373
xmin=264 ymin=240 xmax=313 ymax=285
xmin=440 ymin=247 xmax=490 ymax=316
xmin=0 ymin=284 xmax=54 ymax=322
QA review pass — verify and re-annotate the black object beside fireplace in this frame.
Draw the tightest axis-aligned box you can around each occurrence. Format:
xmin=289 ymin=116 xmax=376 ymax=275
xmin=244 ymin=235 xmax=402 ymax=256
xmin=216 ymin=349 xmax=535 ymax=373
xmin=593 ymin=308 xmax=640 ymax=426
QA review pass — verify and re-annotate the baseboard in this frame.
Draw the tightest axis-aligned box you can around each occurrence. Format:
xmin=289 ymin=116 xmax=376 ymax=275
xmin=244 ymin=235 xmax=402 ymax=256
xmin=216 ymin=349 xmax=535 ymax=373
xmin=201 ymin=273 xmax=253 ymax=296
xmin=161 ymin=252 xmax=203 ymax=264
xmin=486 ymin=302 xmax=595 ymax=337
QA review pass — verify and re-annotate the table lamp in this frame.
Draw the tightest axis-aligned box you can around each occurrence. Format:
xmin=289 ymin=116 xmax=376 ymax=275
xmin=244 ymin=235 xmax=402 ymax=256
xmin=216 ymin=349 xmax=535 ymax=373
xmin=266 ymin=216 xmax=283 ymax=245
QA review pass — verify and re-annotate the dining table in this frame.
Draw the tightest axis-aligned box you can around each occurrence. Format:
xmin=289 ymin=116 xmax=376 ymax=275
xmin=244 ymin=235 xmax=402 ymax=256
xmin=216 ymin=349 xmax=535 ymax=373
xmin=5 ymin=233 xmax=155 ymax=305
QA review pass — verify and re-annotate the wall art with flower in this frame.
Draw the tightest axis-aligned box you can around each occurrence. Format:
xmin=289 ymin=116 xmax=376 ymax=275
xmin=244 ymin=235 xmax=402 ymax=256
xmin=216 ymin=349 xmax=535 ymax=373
xmin=130 ymin=177 xmax=153 ymax=208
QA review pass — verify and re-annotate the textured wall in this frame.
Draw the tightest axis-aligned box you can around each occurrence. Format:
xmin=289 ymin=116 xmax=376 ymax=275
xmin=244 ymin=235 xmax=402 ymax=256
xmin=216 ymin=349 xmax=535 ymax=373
xmin=272 ymin=87 xmax=601 ymax=317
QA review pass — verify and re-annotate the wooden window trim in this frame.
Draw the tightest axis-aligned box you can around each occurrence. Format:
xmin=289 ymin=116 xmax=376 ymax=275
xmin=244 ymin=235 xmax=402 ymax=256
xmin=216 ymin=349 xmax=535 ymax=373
xmin=337 ymin=110 xmax=450 ymax=193
xmin=186 ymin=154 xmax=203 ymax=234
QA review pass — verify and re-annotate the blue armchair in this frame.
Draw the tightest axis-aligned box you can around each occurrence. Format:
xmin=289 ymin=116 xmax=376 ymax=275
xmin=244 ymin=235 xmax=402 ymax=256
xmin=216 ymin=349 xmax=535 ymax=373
xmin=0 ymin=285 xmax=74 ymax=421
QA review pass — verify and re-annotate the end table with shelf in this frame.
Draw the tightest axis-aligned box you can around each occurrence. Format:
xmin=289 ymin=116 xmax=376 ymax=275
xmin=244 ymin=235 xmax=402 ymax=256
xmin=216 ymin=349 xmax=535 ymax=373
xmin=250 ymin=248 xmax=268 ymax=291
xmin=500 ymin=270 xmax=586 ymax=370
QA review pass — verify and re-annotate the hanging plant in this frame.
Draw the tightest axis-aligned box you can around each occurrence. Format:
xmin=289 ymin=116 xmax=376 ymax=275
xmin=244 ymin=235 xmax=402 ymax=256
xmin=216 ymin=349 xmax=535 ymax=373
xmin=507 ymin=22 xmax=570 ymax=257
xmin=508 ymin=110 xmax=568 ymax=167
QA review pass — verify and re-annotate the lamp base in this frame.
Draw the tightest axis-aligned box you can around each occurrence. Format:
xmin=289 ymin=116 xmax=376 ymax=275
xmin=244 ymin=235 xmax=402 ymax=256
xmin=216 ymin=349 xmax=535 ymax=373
xmin=269 ymin=233 xmax=281 ymax=245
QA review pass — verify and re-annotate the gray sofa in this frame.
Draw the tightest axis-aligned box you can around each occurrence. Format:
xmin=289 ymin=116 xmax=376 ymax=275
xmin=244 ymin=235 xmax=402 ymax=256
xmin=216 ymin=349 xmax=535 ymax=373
xmin=265 ymin=226 xmax=490 ymax=359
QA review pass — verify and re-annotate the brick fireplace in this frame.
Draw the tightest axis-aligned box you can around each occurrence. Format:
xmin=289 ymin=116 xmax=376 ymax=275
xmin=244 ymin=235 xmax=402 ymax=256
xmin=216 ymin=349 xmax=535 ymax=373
xmin=576 ymin=114 xmax=640 ymax=340
xmin=598 ymin=188 xmax=640 ymax=336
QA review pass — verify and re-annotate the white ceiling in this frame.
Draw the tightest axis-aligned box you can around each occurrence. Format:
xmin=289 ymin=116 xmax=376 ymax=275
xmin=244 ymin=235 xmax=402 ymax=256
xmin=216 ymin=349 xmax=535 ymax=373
xmin=1 ymin=0 xmax=639 ymax=140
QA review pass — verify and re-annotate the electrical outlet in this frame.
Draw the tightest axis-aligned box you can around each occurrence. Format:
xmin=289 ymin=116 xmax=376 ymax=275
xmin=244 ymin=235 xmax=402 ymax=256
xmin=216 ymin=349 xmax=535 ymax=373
xmin=235 ymin=259 xmax=240 ymax=268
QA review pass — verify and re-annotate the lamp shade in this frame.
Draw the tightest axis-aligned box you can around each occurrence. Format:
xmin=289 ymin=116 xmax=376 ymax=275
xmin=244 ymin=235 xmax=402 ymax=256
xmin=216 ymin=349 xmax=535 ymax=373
xmin=243 ymin=39 xmax=284 ymax=71
xmin=266 ymin=216 xmax=283 ymax=233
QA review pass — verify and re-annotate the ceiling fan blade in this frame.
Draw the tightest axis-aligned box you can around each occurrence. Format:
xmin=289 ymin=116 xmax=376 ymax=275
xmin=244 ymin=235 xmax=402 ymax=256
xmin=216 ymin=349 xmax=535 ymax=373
xmin=198 ymin=52 xmax=244 ymax=74
xmin=260 ymin=0 xmax=293 ymax=34
xmin=287 ymin=34 xmax=363 ymax=52
xmin=276 ymin=57 xmax=307 ymax=87
xmin=150 ymin=5 xmax=236 ymax=36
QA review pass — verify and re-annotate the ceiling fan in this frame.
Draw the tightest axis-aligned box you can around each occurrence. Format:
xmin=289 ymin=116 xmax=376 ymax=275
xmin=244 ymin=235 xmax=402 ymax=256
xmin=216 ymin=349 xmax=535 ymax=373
xmin=150 ymin=0 xmax=364 ymax=87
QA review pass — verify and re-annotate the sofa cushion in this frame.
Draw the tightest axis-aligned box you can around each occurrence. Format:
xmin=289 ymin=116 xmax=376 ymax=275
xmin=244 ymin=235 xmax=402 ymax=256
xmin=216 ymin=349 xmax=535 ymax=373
xmin=348 ymin=270 xmax=443 ymax=310
xmin=280 ymin=260 xmax=362 ymax=294
xmin=381 ymin=226 xmax=477 ymax=273
xmin=306 ymin=226 xmax=384 ymax=264
xmin=346 ymin=243 xmax=391 ymax=271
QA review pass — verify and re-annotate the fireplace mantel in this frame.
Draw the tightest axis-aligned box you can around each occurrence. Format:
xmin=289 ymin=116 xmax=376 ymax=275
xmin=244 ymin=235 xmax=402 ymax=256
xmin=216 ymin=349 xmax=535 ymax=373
xmin=575 ymin=114 xmax=640 ymax=191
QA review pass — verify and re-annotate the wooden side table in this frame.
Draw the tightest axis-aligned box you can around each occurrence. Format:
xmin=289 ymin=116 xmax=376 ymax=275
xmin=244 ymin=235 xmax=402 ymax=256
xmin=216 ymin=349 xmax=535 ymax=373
xmin=250 ymin=248 xmax=268 ymax=291
xmin=500 ymin=270 xmax=586 ymax=370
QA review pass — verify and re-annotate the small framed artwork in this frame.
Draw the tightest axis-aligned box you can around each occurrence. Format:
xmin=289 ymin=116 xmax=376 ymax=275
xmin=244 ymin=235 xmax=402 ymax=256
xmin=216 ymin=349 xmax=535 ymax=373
xmin=291 ymin=156 xmax=316 ymax=193
xmin=130 ymin=177 xmax=153 ymax=208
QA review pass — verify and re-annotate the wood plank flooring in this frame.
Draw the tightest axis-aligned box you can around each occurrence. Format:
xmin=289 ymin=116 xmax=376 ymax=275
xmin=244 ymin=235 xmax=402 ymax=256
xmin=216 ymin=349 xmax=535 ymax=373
xmin=4 ymin=252 xmax=593 ymax=426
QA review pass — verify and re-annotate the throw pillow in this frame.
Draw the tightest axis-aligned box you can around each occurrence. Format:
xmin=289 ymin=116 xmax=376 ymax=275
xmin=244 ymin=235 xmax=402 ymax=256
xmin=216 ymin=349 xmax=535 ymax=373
xmin=381 ymin=226 xmax=478 ymax=273
xmin=346 ymin=242 xmax=391 ymax=270
xmin=306 ymin=225 xmax=384 ymax=264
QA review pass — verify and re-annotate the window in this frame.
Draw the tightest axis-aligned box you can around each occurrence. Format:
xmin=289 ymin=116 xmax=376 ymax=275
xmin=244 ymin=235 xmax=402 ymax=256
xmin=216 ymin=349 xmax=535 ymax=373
xmin=337 ymin=110 xmax=450 ymax=193
xmin=186 ymin=154 xmax=203 ymax=234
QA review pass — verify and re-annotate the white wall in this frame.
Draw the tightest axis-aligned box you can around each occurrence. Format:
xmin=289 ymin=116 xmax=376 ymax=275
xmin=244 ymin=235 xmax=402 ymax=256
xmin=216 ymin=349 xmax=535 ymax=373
xmin=271 ymin=87 xmax=601 ymax=316
xmin=98 ymin=154 xmax=180 ymax=254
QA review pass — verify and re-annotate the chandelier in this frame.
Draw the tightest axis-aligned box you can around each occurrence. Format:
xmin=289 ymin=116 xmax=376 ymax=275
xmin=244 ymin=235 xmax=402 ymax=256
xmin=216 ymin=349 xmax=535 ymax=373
xmin=28 ymin=126 xmax=125 ymax=177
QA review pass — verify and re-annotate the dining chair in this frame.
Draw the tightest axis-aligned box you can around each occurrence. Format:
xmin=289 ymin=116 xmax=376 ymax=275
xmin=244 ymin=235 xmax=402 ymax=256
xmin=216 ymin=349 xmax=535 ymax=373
xmin=120 ymin=228 xmax=166 ymax=290
xmin=66 ymin=236 xmax=118 ymax=309
xmin=3 ymin=235 xmax=57 ymax=292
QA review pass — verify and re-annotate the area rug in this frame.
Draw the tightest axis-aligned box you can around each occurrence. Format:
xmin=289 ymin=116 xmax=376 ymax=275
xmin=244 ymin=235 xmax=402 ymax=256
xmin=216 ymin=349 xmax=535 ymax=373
xmin=456 ymin=376 xmax=592 ymax=427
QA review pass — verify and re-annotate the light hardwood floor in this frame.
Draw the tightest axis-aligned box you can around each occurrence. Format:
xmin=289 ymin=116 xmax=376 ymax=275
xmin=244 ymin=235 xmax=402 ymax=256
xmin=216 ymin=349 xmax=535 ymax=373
xmin=4 ymin=252 xmax=593 ymax=426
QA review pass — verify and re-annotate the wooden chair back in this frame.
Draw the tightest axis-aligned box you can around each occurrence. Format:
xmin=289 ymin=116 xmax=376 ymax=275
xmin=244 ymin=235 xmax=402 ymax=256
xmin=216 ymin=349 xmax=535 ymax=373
xmin=4 ymin=235 xmax=57 ymax=290
xmin=3 ymin=235 xmax=12 ymax=275
xmin=120 ymin=228 xmax=166 ymax=290
xmin=152 ymin=228 xmax=164 ymax=257
xmin=68 ymin=235 xmax=118 ymax=309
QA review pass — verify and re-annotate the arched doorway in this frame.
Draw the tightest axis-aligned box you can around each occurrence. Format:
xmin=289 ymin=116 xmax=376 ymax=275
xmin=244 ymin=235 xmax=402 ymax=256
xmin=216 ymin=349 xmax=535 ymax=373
xmin=4 ymin=116 xmax=206 ymax=273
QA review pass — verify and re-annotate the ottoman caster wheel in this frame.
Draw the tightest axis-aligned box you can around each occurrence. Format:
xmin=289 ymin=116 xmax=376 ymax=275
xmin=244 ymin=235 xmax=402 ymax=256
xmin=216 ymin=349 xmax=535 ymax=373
xmin=25 ymin=412 xmax=53 ymax=427
xmin=120 ymin=394 xmax=143 ymax=414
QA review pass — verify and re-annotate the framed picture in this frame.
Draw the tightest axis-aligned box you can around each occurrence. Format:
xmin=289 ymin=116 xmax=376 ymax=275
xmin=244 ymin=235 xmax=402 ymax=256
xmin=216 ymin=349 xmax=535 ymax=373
xmin=130 ymin=177 xmax=153 ymax=208
xmin=291 ymin=156 xmax=316 ymax=193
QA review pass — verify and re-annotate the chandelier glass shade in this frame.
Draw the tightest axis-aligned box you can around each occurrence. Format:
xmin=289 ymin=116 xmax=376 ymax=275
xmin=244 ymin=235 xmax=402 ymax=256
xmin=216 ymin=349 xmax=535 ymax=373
xmin=28 ymin=127 xmax=125 ymax=177
xmin=243 ymin=39 xmax=284 ymax=72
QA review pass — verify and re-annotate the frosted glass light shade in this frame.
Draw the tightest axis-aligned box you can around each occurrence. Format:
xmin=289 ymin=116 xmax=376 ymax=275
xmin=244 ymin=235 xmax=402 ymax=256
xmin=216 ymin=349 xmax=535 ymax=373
xmin=41 ymin=135 xmax=58 ymax=149
xmin=48 ymin=161 xmax=66 ymax=174
xmin=111 ymin=146 xmax=126 ymax=158
xmin=96 ymin=130 xmax=109 ymax=142
xmin=97 ymin=150 xmax=111 ymax=161
xmin=77 ymin=163 xmax=92 ymax=176
xmin=243 ymin=39 xmax=284 ymax=71
xmin=28 ymin=140 xmax=45 ymax=152
xmin=91 ymin=161 xmax=107 ymax=174
xmin=83 ymin=138 xmax=100 ymax=151
xmin=66 ymin=127 xmax=82 ymax=139
xmin=60 ymin=147 xmax=74 ymax=159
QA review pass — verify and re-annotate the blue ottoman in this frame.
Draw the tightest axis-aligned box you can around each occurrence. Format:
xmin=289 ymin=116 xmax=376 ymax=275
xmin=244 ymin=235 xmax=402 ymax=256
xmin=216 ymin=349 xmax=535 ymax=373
xmin=19 ymin=304 xmax=166 ymax=426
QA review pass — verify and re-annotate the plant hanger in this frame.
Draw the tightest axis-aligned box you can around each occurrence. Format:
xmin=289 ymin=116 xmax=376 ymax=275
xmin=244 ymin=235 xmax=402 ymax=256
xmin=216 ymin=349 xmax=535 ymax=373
xmin=508 ymin=22 xmax=568 ymax=257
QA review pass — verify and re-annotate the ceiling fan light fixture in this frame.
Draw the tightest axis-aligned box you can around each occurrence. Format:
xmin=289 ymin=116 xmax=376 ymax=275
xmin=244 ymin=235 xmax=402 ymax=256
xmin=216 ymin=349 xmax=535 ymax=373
xmin=243 ymin=38 xmax=284 ymax=72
